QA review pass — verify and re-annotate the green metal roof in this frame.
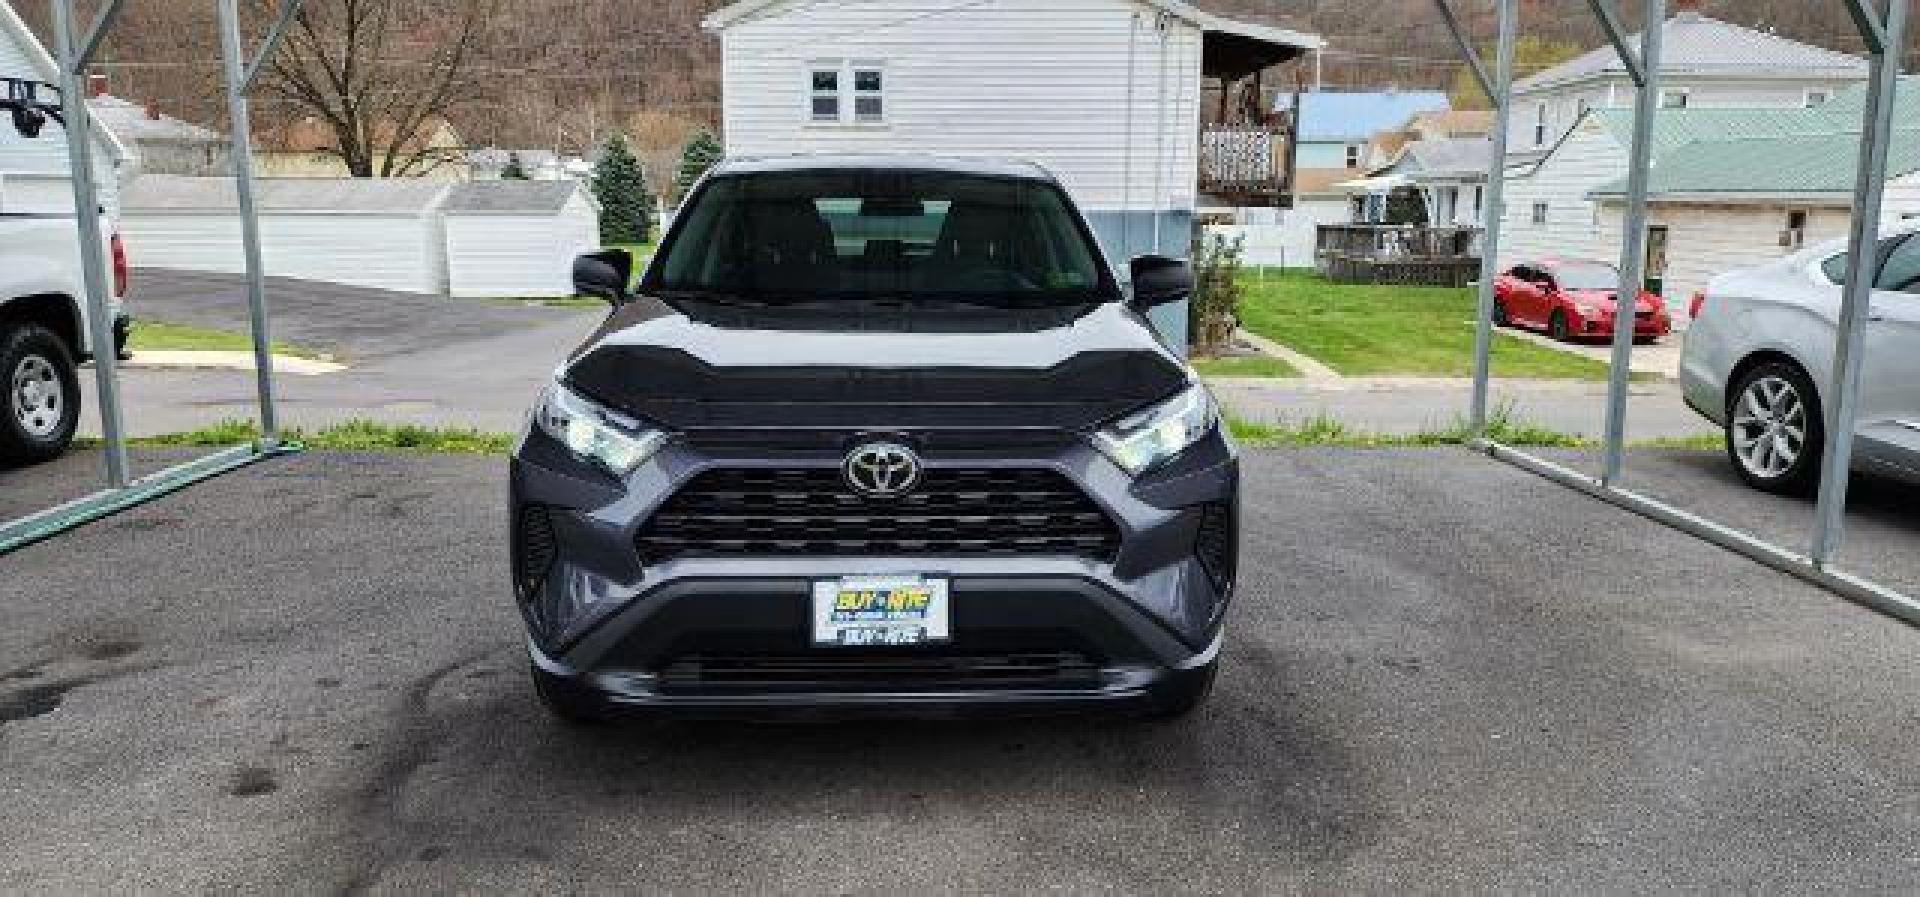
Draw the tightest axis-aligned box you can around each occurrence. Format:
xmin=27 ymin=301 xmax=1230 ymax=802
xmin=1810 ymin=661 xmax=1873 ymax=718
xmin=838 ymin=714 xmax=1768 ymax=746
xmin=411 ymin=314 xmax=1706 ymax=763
xmin=1583 ymin=75 xmax=1920 ymax=198
xmin=1589 ymin=129 xmax=1920 ymax=198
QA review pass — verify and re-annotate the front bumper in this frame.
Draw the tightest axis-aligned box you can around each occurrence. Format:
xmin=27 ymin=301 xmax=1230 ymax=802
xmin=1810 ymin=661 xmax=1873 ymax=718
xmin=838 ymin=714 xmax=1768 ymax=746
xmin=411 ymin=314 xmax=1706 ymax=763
xmin=1575 ymin=310 xmax=1671 ymax=339
xmin=509 ymin=427 xmax=1240 ymax=716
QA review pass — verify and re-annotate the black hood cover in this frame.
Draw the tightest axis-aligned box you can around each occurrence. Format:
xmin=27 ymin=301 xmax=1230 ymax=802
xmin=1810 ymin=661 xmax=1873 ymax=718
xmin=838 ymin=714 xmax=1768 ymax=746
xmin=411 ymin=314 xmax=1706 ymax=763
xmin=563 ymin=297 xmax=1188 ymax=435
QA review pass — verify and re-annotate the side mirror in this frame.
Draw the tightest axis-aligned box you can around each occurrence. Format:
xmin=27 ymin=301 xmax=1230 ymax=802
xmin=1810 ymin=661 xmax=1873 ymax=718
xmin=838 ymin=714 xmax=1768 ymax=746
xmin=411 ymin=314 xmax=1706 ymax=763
xmin=573 ymin=248 xmax=634 ymax=305
xmin=1128 ymin=255 xmax=1194 ymax=312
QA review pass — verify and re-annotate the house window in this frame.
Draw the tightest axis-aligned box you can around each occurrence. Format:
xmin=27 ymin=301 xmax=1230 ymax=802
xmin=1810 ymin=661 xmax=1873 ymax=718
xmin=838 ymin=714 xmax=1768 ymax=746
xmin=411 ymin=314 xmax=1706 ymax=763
xmin=1576 ymin=98 xmax=1590 ymax=119
xmin=1533 ymin=103 xmax=1548 ymax=147
xmin=1472 ymin=186 xmax=1484 ymax=220
xmin=1345 ymin=143 xmax=1363 ymax=169
xmin=810 ymin=67 xmax=841 ymax=122
xmin=1531 ymin=202 xmax=1549 ymax=225
xmin=1784 ymin=210 xmax=1809 ymax=248
xmin=852 ymin=68 xmax=885 ymax=122
xmin=1659 ymin=90 xmax=1690 ymax=109
xmin=1805 ymin=89 xmax=1830 ymax=108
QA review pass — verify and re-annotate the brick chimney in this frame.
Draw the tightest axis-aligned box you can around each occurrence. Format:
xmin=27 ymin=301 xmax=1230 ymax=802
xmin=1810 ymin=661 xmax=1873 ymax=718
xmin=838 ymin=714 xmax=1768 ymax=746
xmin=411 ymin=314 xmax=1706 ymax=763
xmin=86 ymin=72 xmax=109 ymax=97
xmin=1673 ymin=0 xmax=1704 ymax=18
xmin=145 ymin=103 xmax=162 ymax=121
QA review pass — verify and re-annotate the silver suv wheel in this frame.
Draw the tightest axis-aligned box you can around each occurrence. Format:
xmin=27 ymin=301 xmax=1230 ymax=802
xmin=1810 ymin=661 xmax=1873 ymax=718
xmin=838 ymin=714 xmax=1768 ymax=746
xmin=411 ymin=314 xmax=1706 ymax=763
xmin=10 ymin=353 xmax=64 ymax=439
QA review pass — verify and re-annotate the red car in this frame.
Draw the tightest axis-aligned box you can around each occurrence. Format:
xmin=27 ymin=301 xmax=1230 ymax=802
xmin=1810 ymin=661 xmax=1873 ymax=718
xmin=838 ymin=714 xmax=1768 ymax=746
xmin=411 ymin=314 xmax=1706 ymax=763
xmin=1493 ymin=259 xmax=1672 ymax=343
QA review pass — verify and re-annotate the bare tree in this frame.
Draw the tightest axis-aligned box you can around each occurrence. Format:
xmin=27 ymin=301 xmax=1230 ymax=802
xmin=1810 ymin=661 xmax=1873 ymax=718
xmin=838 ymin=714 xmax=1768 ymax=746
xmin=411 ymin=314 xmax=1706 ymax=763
xmin=254 ymin=0 xmax=500 ymax=177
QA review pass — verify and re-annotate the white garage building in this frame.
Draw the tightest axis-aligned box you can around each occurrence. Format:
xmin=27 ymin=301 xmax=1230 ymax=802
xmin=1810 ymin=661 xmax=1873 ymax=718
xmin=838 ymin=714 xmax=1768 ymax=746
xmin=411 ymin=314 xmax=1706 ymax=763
xmin=443 ymin=181 xmax=598 ymax=299
xmin=122 ymin=175 xmax=451 ymax=294
xmin=121 ymin=176 xmax=600 ymax=297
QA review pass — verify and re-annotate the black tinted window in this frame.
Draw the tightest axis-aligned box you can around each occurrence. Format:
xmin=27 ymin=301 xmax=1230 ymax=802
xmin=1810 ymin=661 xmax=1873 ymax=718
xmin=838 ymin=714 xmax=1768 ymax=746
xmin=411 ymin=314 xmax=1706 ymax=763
xmin=1876 ymin=236 xmax=1920 ymax=294
xmin=652 ymin=171 xmax=1111 ymax=305
xmin=1820 ymin=235 xmax=1910 ymax=286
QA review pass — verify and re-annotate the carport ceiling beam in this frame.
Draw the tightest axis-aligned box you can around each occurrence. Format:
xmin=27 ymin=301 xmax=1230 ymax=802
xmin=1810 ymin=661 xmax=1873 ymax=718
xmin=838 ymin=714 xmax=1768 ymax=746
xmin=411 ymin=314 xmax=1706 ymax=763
xmin=1433 ymin=0 xmax=1497 ymax=103
xmin=1584 ymin=0 xmax=1646 ymax=87
xmin=243 ymin=0 xmax=307 ymax=93
xmin=1842 ymin=0 xmax=1891 ymax=54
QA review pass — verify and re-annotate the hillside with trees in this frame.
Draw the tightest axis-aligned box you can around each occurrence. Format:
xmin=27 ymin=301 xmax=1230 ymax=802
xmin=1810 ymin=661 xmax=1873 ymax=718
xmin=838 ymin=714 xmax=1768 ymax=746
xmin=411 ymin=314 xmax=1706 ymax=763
xmin=20 ymin=0 xmax=1911 ymax=175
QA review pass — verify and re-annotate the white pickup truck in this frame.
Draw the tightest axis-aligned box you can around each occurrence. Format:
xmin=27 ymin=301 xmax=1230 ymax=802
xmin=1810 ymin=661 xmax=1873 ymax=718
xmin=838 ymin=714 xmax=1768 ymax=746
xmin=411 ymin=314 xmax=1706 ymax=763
xmin=0 ymin=208 xmax=128 ymax=464
xmin=2 ymin=75 xmax=130 ymax=465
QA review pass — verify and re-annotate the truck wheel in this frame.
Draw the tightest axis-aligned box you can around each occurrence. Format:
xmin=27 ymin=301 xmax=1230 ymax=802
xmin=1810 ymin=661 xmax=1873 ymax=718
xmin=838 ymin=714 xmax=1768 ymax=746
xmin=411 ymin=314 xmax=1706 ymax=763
xmin=1 ymin=323 xmax=82 ymax=466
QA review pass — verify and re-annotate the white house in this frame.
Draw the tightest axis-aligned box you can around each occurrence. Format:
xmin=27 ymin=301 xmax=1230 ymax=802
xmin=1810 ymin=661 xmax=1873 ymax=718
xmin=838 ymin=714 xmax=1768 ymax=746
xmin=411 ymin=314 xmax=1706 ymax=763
xmin=1584 ymin=122 xmax=1920 ymax=306
xmin=702 ymin=0 xmax=1321 ymax=266
xmin=443 ymin=180 xmax=599 ymax=299
xmin=0 ymin=2 xmax=130 ymax=215
xmin=1507 ymin=0 xmax=1868 ymax=155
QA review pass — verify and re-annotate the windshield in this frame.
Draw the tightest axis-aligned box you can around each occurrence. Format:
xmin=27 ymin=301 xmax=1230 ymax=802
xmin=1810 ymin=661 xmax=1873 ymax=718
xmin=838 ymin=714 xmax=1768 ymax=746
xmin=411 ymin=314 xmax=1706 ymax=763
xmin=648 ymin=170 xmax=1114 ymax=305
xmin=1553 ymin=263 xmax=1622 ymax=291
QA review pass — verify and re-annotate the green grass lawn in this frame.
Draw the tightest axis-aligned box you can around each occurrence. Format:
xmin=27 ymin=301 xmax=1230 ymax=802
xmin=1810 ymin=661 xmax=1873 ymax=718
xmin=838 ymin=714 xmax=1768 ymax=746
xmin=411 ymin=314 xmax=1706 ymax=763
xmin=130 ymin=320 xmax=325 ymax=360
xmin=1235 ymin=271 xmax=1615 ymax=380
xmin=1191 ymin=355 xmax=1300 ymax=378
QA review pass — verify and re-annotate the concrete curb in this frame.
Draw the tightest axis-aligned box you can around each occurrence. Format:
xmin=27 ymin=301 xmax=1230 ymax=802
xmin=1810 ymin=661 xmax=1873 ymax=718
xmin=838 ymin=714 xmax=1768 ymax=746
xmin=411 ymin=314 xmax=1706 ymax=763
xmin=121 ymin=350 xmax=347 ymax=376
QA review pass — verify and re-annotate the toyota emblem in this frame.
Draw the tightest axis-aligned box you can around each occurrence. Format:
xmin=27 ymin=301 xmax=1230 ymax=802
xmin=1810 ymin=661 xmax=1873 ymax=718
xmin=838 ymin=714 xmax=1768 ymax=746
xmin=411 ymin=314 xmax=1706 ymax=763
xmin=844 ymin=441 xmax=922 ymax=498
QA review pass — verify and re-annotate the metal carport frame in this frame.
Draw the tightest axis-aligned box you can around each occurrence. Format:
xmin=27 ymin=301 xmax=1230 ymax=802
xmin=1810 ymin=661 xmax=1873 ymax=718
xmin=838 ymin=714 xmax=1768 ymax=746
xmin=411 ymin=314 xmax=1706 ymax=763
xmin=1438 ymin=0 xmax=1920 ymax=626
xmin=0 ymin=0 xmax=307 ymax=555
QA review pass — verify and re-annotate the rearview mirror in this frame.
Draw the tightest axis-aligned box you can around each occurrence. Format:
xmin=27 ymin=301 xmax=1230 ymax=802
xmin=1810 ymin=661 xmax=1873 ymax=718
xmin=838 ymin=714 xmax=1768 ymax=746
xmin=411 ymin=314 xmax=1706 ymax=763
xmin=573 ymin=249 xmax=634 ymax=305
xmin=1128 ymin=255 xmax=1194 ymax=312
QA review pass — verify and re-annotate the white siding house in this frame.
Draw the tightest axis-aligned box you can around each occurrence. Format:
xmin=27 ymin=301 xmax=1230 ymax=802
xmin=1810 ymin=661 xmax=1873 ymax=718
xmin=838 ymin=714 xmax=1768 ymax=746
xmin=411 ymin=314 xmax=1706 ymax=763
xmin=121 ymin=176 xmax=453 ymax=295
xmin=704 ymin=0 xmax=1319 ymax=267
xmin=1506 ymin=4 xmax=1868 ymax=154
xmin=443 ymin=181 xmax=599 ymax=298
xmin=1 ymin=3 xmax=130 ymax=216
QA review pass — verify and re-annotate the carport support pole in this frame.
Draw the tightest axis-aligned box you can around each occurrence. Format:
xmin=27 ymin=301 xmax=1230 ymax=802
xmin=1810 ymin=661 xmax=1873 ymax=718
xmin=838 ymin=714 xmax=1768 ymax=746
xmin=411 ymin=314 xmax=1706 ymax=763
xmin=215 ymin=0 xmax=285 ymax=444
xmin=1594 ymin=0 xmax=1664 ymax=487
xmin=48 ymin=0 xmax=130 ymax=488
xmin=1811 ymin=0 xmax=1907 ymax=566
xmin=1435 ymin=0 xmax=1517 ymax=436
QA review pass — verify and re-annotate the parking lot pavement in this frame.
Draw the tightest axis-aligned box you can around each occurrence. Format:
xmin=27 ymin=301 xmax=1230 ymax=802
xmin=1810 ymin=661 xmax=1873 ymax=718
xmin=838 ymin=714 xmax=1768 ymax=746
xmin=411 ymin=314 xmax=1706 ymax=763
xmin=1212 ymin=378 xmax=1719 ymax=441
xmin=4 ymin=448 xmax=1919 ymax=892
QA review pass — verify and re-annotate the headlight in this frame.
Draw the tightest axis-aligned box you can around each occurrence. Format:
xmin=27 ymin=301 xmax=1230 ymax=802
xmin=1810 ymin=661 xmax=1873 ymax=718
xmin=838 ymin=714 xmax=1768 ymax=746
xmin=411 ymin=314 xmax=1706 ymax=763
xmin=1091 ymin=383 xmax=1219 ymax=475
xmin=533 ymin=382 xmax=670 ymax=476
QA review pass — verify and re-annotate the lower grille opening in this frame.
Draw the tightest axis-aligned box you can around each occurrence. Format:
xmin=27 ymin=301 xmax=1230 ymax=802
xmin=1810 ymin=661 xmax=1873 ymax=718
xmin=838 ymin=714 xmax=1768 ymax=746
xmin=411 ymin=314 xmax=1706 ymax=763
xmin=1194 ymin=501 xmax=1236 ymax=592
xmin=657 ymin=651 xmax=1103 ymax=693
xmin=516 ymin=504 xmax=558 ymax=599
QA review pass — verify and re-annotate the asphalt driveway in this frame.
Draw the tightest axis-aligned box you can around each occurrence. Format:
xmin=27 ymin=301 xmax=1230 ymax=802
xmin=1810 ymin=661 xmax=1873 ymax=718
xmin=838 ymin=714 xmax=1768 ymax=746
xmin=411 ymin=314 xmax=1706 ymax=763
xmin=4 ymin=447 xmax=1918 ymax=892
xmin=88 ymin=270 xmax=604 ymax=437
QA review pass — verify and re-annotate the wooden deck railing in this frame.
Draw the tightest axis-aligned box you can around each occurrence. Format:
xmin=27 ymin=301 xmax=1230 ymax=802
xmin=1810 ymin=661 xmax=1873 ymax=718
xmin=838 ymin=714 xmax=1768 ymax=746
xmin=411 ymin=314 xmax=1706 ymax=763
xmin=1198 ymin=124 xmax=1287 ymax=199
xmin=1315 ymin=224 xmax=1485 ymax=287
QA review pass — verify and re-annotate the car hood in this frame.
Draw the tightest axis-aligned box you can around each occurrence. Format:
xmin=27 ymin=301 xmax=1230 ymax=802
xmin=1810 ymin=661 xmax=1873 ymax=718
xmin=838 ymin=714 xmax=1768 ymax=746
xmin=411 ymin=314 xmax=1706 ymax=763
xmin=561 ymin=296 xmax=1190 ymax=434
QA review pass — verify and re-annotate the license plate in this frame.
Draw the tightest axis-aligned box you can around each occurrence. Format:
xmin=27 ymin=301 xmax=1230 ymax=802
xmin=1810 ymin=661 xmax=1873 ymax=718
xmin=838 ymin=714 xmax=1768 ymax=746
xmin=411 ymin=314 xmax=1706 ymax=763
xmin=811 ymin=576 xmax=950 ymax=647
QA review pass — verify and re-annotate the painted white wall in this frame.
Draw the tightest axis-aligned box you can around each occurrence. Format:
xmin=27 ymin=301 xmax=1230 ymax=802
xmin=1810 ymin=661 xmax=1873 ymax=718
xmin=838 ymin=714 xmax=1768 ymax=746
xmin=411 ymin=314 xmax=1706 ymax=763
xmin=1499 ymin=119 xmax=1627 ymax=267
xmin=1204 ymin=199 xmax=1342 ymax=269
xmin=122 ymin=212 xmax=447 ymax=294
xmin=1593 ymin=200 xmax=1853 ymax=317
xmin=717 ymin=0 xmax=1203 ymax=217
xmin=1886 ymin=171 xmax=1920 ymax=225
xmin=445 ymin=195 xmax=600 ymax=298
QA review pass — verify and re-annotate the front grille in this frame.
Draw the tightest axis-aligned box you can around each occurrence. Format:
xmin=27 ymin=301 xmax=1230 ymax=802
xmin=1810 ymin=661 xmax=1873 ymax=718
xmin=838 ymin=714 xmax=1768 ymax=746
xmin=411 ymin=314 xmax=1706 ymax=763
xmin=636 ymin=467 xmax=1120 ymax=562
xmin=657 ymin=651 xmax=1102 ymax=693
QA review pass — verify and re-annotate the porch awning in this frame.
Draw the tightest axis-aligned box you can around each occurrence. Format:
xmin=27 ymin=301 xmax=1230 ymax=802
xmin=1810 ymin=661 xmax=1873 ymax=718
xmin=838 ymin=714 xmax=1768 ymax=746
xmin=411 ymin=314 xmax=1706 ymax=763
xmin=1333 ymin=174 xmax=1410 ymax=194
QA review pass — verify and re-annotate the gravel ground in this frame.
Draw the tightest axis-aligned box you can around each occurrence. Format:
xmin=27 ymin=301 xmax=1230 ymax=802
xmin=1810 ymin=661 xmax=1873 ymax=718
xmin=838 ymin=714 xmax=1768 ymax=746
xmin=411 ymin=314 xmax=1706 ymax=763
xmin=3 ymin=448 xmax=1918 ymax=893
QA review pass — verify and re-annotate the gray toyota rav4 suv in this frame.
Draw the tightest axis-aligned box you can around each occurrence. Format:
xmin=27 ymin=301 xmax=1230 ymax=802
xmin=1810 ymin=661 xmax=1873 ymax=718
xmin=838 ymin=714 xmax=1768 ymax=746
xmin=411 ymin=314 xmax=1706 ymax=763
xmin=511 ymin=155 xmax=1239 ymax=721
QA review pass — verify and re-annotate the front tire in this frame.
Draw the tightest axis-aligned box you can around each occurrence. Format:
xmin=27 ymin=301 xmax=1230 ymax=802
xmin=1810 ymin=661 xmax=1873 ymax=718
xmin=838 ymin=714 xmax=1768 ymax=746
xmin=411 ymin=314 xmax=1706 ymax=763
xmin=1492 ymin=300 xmax=1511 ymax=328
xmin=1145 ymin=659 xmax=1218 ymax=720
xmin=1726 ymin=361 xmax=1824 ymax=496
xmin=531 ymin=664 xmax=611 ymax=726
xmin=1 ymin=323 xmax=82 ymax=466
xmin=1548 ymin=310 xmax=1572 ymax=342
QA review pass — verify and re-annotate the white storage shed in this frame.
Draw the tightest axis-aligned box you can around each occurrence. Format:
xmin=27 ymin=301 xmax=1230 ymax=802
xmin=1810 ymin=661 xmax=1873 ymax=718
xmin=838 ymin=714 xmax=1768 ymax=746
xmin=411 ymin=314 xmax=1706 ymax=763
xmin=443 ymin=180 xmax=598 ymax=298
xmin=120 ymin=175 xmax=451 ymax=294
